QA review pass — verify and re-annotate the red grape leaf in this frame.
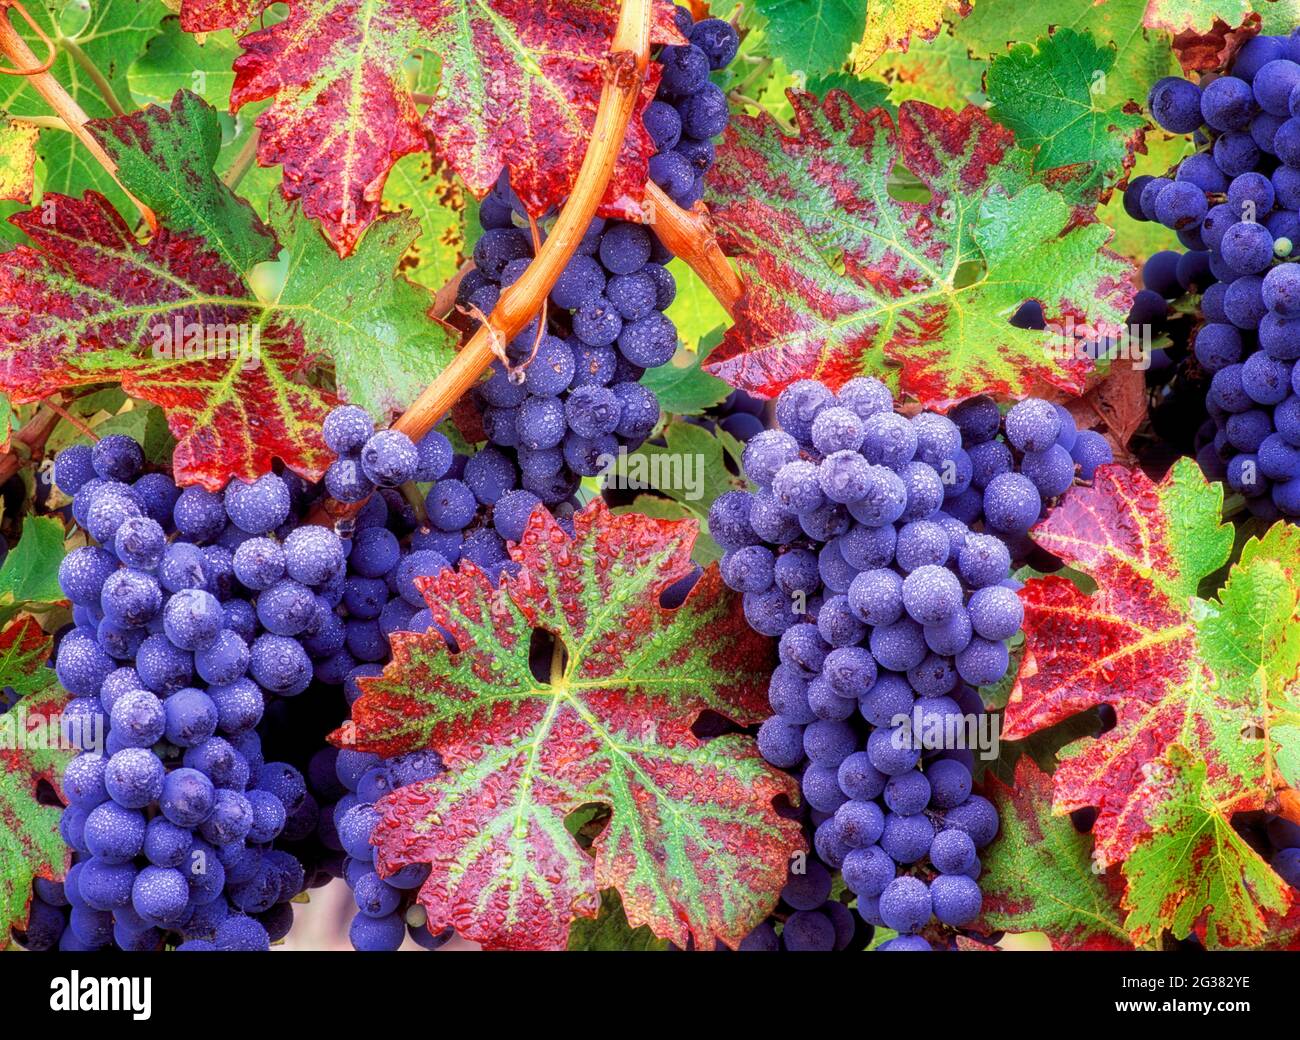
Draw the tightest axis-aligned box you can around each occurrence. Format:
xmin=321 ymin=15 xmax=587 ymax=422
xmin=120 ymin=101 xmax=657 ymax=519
xmin=1 ymin=92 xmax=460 ymax=486
xmin=1004 ymin=459 xmax=1300 ymax=937
xmin=0 ymin=620 xmax=71 ymax=950
xmin=702 ymin=92 xmax=1135 ymax=407
xmin=1120 ymin=745 xmax=1292 ymax=948
xmin=180 ymin=0 xmax=681 ymax=256
xmin=0 ymin=189 xmax=333 ymax=491
xmin=978 ymin=756 xmax=1134 ymax=950
xmin=334 ymin=500 xmax=801 ymax=950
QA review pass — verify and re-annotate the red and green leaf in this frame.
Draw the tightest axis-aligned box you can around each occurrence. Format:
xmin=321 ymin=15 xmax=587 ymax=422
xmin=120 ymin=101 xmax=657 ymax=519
xmin=0 ymin=627 xmax=71 ymax=950
xmin=703 ymin=92 xmax=1135 ymax=406
xmin=1004 ymin=459 xmax=1300 ymax=945
xmin=0 ymin=92 xmax=459 ymax=487
xmin=181 ymin=0 xmax=680 ymax=255
xmin=1120 ymin=745 xmax=1293 ymax=949
xmin=978 ymin=757 xmax=1134 ymax=950
xmin=333 ymin=500 xmax=801 ymax=951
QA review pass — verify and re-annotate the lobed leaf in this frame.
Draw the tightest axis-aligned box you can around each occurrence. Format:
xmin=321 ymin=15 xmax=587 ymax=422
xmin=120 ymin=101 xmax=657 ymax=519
xmin=335 ymin=500 xmax=800 ymax=950
xmin=703 ymin=91 xmax=1135 ymax=406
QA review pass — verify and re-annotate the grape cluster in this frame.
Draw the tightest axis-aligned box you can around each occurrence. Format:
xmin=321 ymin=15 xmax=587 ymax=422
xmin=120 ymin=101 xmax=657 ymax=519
xmin=645 ymin=8 xmax=740 ymax=208
xmin=1134 ymin=36 xmax=1300 ymax=518
xmin=326 ymin=746 xmax=453 ymax=951
xmin=48 ymin=435 xmax=333 ymax=951
xmin=454 ymin=8 xmax=739 ymax=504
xmin=714 ymin=379 xmax=1025 ymax=949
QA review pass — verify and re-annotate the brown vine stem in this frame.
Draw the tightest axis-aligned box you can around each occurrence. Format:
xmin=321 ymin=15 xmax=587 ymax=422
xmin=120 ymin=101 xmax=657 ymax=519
xmin=0 ymin=404 xmax=60 ymax=484
xmin=0 ymin=7 xmax=156 ymax=231
xmin=644 ymin=181 xmax=742 ymax=314
xmin=432 ymin=259 xmax=474 ymax=318
xmin=308 ymin=0 xmax=652 ymax=527
xmin=388 ymin=0 xmax=654 ymax=442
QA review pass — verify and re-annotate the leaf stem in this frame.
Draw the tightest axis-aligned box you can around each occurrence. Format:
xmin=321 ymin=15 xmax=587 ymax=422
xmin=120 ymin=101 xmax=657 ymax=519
xmin=8 ymin=114 xmax=67 ymax=130
xmin=221 ymin=126 xmax=261 ymax=191
xmin=58 ymin=33 xmax=126 ymax=118
xmin=0 ymin=13 xmax=156 ymax=230
xmin=0 ymin=404 xmax=61 ymax=484
xmin=644 ymin=182 xmax=741 ymax=315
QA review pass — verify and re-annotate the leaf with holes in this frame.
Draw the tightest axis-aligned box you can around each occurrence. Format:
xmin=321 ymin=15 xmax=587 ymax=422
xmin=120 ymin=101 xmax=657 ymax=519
xmin=0 ymin=117 xmax=37 ymax=204
xmin=703 ymin=92 xmax=1134 ymax=405
xmin=1004 ymin=459 xmax=1300 ymax=943
xmin=751 ymin=0 xmax=864 ymax=77
xmin=179 ymin=0 xmax=681 ymax=255
xmin=978 ymin=756 xmax=1135 ymax=949
xmin=986 ymin=29 xmax=1147 ymax=204
xmin=852 ymin=0 xmax=971 ymax=70
xmin=0 ymin=656 xmax=71 ymax=951
xmin=332 ymin=499 xmax=799 ymax=950
xmin=1120 ymin=745 xmax=1293 ymax=949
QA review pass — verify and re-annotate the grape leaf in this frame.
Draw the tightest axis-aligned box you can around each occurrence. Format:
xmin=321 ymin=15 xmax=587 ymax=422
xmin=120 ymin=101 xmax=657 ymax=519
xmin=639 ymin=341 xmax=730 ymax=415
xmin=0 ymin=92 xmax=459 ymax=486
xmin=0 ymin=392 xmax=14 ymax=454
xmin=130 ymin=15 xmax=241 ymax=107
xmin=610 ymin=420 xmax=750 ymax=535
xmin=986 ymin=29 xmax=1146 ymax=204
xmin=868 ymin=25 xmax=986 ymax=108
xmin=852 ymin=0 xmax=971 ymax=70
xmin=0 ymin=117 xmax=38 ymax=204
xmin=751 ymin=0 xmax=865 ymax=76
xmin=962 ymin=0 xmax=1176 ymax=111
xmin=566 ymin=889 xmax=669 ymax=950
xmin=1143 ymin=0 xmax=1261 ymax=35
xmin=702 ymin=92 xmax=1135 ymax=406
xmin=1121 ymin=745 xmax=1292 ymax=948
xmin=0 ymin=517 xmax=67 ymax=624
xmin=379 ymin=151 xmax=467 ymax=293
xmin=0 ymin=634 xmax=71 ymax=951
xmin=335 ymin=500 xmax=800 ymax=950
xmin=0 ymin=0 xmax=167 ymax=217
xmin=264 ymin=194 xmax=459 ymax=421
xmin=179 ymin=0 xmax=681 ymax=256
xmin=977 ymin=756 xmax=1134 ymax=949
xmin=664 ymin=258 xmax=731 ymax=354
xmin=1004 ymin=460 xmax=1300 ymax=904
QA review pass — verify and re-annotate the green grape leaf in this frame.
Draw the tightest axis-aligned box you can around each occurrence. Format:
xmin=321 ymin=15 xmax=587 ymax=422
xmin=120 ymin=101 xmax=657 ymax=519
xmin=751 ymin=0 xmax=865 ymax=76
xmin=986 ymin=29 xmax=1147 ymax=203
xmin=0 ymin=517 xmax=67 ymax=623
xmin=639 ymin=342 xmax=731 ymax=415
